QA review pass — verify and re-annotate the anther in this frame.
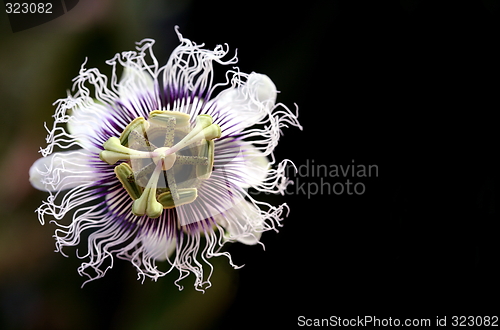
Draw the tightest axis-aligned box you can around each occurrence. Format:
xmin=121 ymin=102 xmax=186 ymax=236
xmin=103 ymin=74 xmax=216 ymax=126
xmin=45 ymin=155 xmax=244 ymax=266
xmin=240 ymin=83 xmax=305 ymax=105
xmin=114 ymin=163 xmax=143 ymax=200
xmin=158 ymin=188 xmax=198 ymax=209
xmin=99 ymin=137 xmax=153 ymax=165
xmin=149 ymin=110 xmax=190 ymax=127
xmin=119 ymin=117 xmax=149 ymax=146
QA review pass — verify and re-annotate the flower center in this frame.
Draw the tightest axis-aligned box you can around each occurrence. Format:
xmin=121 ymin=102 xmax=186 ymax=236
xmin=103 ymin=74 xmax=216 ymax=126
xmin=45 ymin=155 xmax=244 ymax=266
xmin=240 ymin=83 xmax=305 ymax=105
xmin=99 ymin=110 xmax=220 ymax=218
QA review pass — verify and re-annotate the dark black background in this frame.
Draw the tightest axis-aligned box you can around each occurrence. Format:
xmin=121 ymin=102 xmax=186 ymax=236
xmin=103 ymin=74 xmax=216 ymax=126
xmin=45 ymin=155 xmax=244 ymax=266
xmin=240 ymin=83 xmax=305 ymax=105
xmin=180 ymin=0 xmax=499 ymax=327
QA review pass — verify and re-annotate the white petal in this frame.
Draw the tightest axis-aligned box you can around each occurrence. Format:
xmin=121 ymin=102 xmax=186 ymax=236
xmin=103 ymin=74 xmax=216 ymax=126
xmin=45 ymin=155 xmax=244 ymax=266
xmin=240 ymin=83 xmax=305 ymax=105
xmin=238 ymin=144 xmax=270 ymax=188
xmin=118 ymin=66 xmax=155 ymax=101
xmin=249 ymin=72 xmax=277 ymax=106
xmin=67 ymin=100 xmax=110 ymax=152
xmin=219 ymin=72 xmax=277 ymax=109
xmin=141 ymin=231 xmax=176 ymax=261
xmin=216 ymin=199 xmax=263 ymax=245
xmin=29 ymin=150 xmax=97 ymax=192
xmin=67 ymin=68 xmax=154 ymax=151
xmin=214 ymin=73 xmax=277 ymax=132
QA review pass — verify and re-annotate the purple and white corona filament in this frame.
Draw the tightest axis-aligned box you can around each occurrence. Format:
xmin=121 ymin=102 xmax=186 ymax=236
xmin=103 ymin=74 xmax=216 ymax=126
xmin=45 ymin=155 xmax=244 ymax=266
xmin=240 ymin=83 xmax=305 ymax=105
xmin=29 ymin=27 xmax=301 ymax=290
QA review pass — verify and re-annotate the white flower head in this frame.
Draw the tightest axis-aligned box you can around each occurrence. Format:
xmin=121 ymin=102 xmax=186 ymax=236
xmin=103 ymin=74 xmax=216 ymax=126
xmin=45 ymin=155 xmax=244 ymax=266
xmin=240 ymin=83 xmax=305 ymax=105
xmin=30 ymin=27 xmax=302 ymax=290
